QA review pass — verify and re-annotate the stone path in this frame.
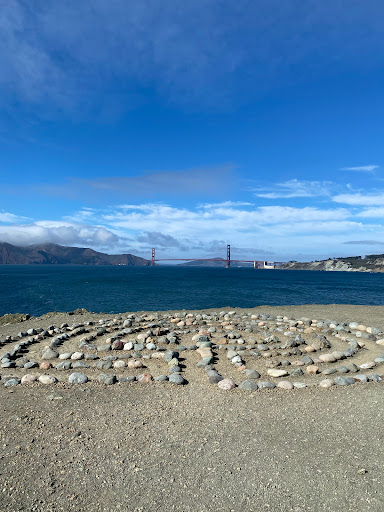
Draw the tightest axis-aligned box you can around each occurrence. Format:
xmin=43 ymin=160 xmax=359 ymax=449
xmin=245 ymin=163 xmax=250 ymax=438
xmin=1 ymin=310 xmax=384 ymax=390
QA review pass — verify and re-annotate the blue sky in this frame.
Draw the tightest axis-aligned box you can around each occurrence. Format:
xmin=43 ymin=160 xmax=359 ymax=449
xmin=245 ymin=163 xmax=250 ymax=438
xmin=1 ymin=0 xmax=384 ymax=262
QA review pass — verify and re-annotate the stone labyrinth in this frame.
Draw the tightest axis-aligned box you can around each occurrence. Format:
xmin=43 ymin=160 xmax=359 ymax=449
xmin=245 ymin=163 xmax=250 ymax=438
xmin=1 ymin=311 xmax=384 ymax=390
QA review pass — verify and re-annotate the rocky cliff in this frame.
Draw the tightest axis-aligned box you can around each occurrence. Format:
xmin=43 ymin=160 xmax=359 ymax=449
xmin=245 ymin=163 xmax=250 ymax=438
xmin=280 ymin=254 xmax=384 ymax=273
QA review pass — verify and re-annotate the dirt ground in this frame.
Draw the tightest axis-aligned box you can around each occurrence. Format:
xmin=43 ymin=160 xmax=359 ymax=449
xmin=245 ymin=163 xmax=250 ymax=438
xmin=0 ymin=304 xmax=383 ymax=512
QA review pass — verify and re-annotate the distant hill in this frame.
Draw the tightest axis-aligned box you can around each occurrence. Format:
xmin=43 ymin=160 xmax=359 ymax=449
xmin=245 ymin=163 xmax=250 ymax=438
xmin=178 ymin=257 xmax=253 ymax=268
xmin=0 ymin=242 xmax=149 ymax=266
xmin=280 ymin=254 xmax=384 ymax=273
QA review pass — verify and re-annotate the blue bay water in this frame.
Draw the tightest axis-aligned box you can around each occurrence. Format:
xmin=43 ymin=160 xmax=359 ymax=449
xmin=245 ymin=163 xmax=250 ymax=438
xmin=1 ymin=265 xmax=384 ymax=317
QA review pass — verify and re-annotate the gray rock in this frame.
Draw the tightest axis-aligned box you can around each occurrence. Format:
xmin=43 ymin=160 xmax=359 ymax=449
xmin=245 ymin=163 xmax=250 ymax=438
xmin=98 ymin=373 xmax=116 ymax=385
xmin=301 ymin=355 xmax=313 ymax=365
xmin=337 ymin=366 xmax=349 ymax=373
xmin=258 ymin=381 xmax=276 ymax=389
xmin=346 ymin=363 xmax=358 ymax=372
xmin=69 ymin=372 xmax=88 ymax=384
xmin=243 ymin=369 xmax=260 ymax=379
xmin=238 ymin=380 xmax=258 ymax=390
xmin=42 ymin=348 xmax=59 ymax=359
xmin=163 ymin=350 xmax=178 ymax=363
xmin=368 ymin=373 xmax=382 ymax=382
xmin=169 ymin=365 xmax=182 ymax=374
xmin=4 ymin=378 xmax=20 ymax=387
xmin=97 ymin=345 xmax=111 ymax=352
xmin=56 ymin=361 xmax=72 ymax=370
xmin=353 ymin=374 xmax=368 ymax=383
xmin=293 ymin=382 xmax=307 ymax=389
xmin=169 ymin=374 xmax=186 ymax=385
xmin=209 ymin=374 xmax=223 ymax=384
xmin=118 ymin=376 xmax=136 ymax=383
xmin=24 ymin=361 xmax=38 ymax=369
xmin=334 ymin=376 xmax=355 ymax=386
xmin=134 ymin=344 xmax=144 ymax=351
xmin=94 ymin=360 xmax=113 ymax=370
xmin=291 ymin=368 xmax=304 ymax=377
xmin=322 ymin=368 xmax=337 ymax=375
xmin=72 ymin=361 xmax=90 ymax=369
xmin=154 ymin=374 xmax=168 ymax=381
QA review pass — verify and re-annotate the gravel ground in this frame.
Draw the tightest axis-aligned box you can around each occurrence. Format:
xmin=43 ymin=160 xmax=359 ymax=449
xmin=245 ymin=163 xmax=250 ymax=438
xmin=1 ymin=304 xmax=384 ymax=512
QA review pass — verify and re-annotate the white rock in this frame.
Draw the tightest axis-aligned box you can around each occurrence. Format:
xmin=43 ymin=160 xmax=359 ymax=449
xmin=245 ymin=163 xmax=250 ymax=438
xmin=267 ymin=368 xmax=289 ymax=378
xmin=38 ymin=375 xmax=58 ymax=385
xmin=71 ymin=352 xmax=84 ymax=360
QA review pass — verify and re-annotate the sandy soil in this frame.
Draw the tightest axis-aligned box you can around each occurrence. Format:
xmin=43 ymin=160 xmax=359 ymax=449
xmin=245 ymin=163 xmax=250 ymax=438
xmin=0 ymin=304 xmax=384 ymax=512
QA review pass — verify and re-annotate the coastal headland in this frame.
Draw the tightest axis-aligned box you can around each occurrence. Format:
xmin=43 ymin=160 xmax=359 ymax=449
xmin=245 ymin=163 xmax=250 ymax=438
xmin=1 ymin=304 xmax=383 ymax=511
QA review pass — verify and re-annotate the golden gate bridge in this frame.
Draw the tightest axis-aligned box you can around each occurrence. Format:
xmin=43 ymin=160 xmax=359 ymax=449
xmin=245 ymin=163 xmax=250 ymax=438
xmin=150 ymin=245 xmax=284 ymax=269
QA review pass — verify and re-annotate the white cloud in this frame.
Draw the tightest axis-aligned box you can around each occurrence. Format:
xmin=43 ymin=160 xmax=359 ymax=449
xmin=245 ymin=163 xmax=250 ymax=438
xmin=358 ymin=207 xmax=384 ymax=218
xmin=340 ymin=165 xmax=379 ymax=172
xmin=332 ymin=193 xmax=384 ymax=205
xmin=252 ymin=179 xmax=333 ymax=199
xmin=0 ymin=221 xmax=120 ymax=250
xmin=0 ymin=211 xmax=30 ymax=223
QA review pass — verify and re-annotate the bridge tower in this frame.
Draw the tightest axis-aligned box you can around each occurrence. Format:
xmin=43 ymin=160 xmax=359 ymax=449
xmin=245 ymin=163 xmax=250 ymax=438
xmin=151 ymin=248 xmax=155 ymax=266
xmin=226 ymin=244 xmax=231 ymax=268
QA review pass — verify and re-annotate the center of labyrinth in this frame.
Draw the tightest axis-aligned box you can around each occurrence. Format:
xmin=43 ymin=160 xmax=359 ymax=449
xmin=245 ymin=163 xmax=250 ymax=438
xmin=1 ymin=311 xmax=384 ymax=389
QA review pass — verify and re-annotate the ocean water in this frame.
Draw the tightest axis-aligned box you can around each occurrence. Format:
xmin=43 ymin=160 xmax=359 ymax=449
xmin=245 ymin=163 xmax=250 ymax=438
xmin=1 ymin=265 xmax=384 ymax=317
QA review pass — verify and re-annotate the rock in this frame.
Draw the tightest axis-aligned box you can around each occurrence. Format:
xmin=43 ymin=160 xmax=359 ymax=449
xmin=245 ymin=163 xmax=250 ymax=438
xmin=38 ymin=375 xmax=58 ymax=384
xmin=169 ymin=365 xmax=182 ymax=374
xmin=98 ymin=373 xmax=116 ymax=385
xmin=69 ymin=372 xmax=88 ymax=384
xmin=163 ymin=350 xmax=178 ymax=362
xmin=368 ymin=373 xmax=382 ymax=382
xmin=209 ymin=374 xmax=223 ymax=384
xmin=134 ymin=344 xmax=144 ymax=351
xmin=113 ymin=360 xmax=126 ymax=369
xmin=218 ymin=378 xmax=236 ymax=390
xmin=154 ymin=375 xmax=168 ymax=382
xmin=243 ymin=369 xmax=260 ymax=379
xmin=24 ymin=361 xmax=38 ymax=369
xmin=322 ymin=368 xmax=337 ymax=375
xmin=123 ymin=342 xmax=134 ymax=351
xmin=376 ymin=339 xmax=384 ymax=346
xmin=231 ymin=355 xmax=243 ymax=364
xmin=238 ymin=380 xmax=258 ymax=390
xmin=94 ymin=360 xmax=113 ymax=370
xmin=334 ymin=376 xmax=355 ymax=386
xmin=40 ymin=361 xmax=52 ymax=370
xmin=71 ymin=352 xmax=84 ymax=360
xmin=291 ymin=368 xmax=304 ymax=377
xmin=72 ymin=361 xmax=90 ymax=369
xmin=97 ymin=345 xmax=111 ymax=352
xmin=4 ymin=378 xmax=20 ymax=387
xmin=337 ymin=366 xmax=349 ymax=373
xmin=21 ymin=374 xmax=38 ymax=384
xmin=353 ymin=374 xmax=369 ymax=383
xmin=293 ymin=382 xmax=306 ymax=389
xmin=167 ymin=358 xmax=179 ymax=367
xmin=346 ymin=363 xmax=358 ymax=372
xmin=169 ymin=374 xmax=186 ymax=385
xmin=306 ymin=365 xmax=319 ymax=375
xmin=319 ymin=353 xmax=337 ymax=363
xmin=59 ymin=353 xmax=73 ymax=360
xmin=319 ymin=379 xmax=333 ymax=388
xmin=359 ymin=362 xmax=376 ymax=369
xmin=267 ymin=368 xmax=289 ymax=378
xmin=137 ymin=373 xmax=153 ymax=383
xmin=258 ymin=381 xmax=276 ymax=389
xmin=301 ymin=355 xmax=313 ymax=365
xmin=277 ymin=381 xmax=294 ymax=390
xmin=332 ymin=351 xmax=345 ymax=360
xmin=112 ymin=341 xmax=124 ymax=350
xmin=56 ymin=361 xmax=72 ymax=370
xmin=146 ymin=343 xmax=156 ymax=350
xmin=128 ymin=360 xmax=144 ymax=369
xmin=119 ymin=376 xmax=136 ymax=383
xmin=42 ymin=348 xmax=59 ymax=359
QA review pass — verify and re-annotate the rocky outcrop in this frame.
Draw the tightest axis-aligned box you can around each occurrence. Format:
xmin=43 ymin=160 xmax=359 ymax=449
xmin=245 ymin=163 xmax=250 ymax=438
xmin=280 ymin=254 xmax=384 ymax=273
xmin=0 ymin=242 xmax=149 ymax=266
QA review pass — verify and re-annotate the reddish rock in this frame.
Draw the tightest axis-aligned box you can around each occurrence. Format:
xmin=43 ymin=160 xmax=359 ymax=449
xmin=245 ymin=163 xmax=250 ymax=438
xmin=137 ymin=373 xmax=153 ymax=383
xmin=40 ymin=361 xmax=52 ymax=370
